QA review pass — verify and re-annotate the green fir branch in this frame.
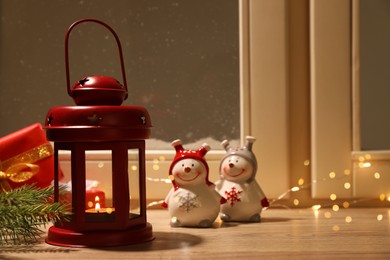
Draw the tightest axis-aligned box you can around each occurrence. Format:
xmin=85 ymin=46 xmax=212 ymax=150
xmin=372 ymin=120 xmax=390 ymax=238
xmin=0 ymin=184 xmax=71 ymax=245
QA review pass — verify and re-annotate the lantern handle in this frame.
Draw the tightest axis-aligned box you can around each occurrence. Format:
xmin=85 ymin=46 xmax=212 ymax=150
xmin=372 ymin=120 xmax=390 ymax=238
xmin=64 ymin=18 xmax=128 ymax=100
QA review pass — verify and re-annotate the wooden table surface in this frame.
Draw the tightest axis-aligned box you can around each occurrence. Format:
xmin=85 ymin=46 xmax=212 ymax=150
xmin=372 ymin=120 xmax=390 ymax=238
xmin=1 ymin=208 xmax=390 ymax=259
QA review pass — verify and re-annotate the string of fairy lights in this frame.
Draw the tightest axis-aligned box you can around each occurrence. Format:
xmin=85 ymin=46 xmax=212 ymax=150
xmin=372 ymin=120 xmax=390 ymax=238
xmin=144 ymin=156 xmax=390 ymax=228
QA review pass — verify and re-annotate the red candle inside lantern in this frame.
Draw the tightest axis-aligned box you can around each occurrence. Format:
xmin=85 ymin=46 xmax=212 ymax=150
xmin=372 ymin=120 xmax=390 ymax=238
xmin=45 ymin=18 xmax=154 ymax=247
xmin=86 ymin=189 xmax=105 ymax=209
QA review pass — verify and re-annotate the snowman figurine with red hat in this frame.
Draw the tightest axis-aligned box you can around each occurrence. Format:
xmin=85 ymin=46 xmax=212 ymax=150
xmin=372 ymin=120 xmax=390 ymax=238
xmin=216 ymin=136 xmax=269 ymax=222
xmin=162 ymin=139 xmax=225 ymax=228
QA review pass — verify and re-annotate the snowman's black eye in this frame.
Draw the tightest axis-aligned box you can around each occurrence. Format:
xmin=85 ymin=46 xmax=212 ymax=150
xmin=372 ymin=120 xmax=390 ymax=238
xmin=192 ymin=164 xmax=194 ymax=167
xmin=182 ymin=164 xmax=185 ymax=167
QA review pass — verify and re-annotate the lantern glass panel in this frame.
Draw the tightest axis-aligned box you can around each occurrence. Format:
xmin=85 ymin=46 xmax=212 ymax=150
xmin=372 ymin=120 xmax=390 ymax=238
xmin=85 ymin=150 xmax=114 ymax=222
xmin=128 ymin=149 xmax=141 ymax=219
xmin=58 ymin=150 xmax=72 ymax=213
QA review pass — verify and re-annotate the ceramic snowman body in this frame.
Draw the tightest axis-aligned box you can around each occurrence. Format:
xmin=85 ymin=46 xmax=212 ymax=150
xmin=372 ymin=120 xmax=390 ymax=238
xmin=216 ymin=136 xmax=269 ymax=222
xmin=163 ymin=140 xmax=224 ymax=228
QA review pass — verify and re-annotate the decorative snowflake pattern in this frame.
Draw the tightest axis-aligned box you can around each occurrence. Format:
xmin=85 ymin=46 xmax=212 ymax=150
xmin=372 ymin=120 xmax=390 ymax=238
xmin=225 ymin=187 xmax=242 ymax=206
xmin=175 ymin=191 xmax=201 ymax=213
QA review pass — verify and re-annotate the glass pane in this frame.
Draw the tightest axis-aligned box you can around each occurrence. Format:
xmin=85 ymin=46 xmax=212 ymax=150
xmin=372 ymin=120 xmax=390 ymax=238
xmin=85 ymin=150 xmax=115 ymax=222
xmin=58 ymin=150 xmax=72 ymax=211
xmin=0 ymin=0 xmax=240 ymax=150
xmin=128 ymin=149 xmax=141 ymax=219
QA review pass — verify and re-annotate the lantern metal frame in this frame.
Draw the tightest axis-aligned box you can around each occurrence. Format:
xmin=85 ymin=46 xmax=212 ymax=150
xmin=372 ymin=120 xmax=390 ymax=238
xmin=45 ymin=18 xmax=154 ymax=247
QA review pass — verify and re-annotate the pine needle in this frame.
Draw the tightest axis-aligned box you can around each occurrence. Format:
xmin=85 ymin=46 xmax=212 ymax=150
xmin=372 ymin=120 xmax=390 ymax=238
xmin=0 ymin=184 xmax=71 ymax=245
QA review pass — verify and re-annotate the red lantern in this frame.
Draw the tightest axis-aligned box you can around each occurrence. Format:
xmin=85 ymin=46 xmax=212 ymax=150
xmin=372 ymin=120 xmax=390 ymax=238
xmin=45 ymin=19 xmax=154 ymax=247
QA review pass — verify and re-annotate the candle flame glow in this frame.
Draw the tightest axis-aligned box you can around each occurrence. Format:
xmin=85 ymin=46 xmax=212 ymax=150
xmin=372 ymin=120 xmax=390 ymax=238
xmin=95 ymin=196 xmax=100 ymax=212
xmin=95 ymin=202 xmax=101 ymax=212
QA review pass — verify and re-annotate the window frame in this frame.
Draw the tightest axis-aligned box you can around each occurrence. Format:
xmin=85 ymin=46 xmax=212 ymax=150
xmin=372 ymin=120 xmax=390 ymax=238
xmin=310 ymin=0 xmax=390 ymax=199
xmin=310 ymin=0 xmax=353 ymax=198
xmin=58 ymin=0 xmax=291 ymax=201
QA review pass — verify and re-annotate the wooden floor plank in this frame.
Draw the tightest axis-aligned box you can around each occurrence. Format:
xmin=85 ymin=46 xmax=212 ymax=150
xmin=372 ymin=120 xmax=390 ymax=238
xmin=1 ymin=208 xmax=390 ymax=259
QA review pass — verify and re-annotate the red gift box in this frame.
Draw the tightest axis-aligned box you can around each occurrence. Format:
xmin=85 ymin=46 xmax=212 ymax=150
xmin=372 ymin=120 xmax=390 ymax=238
xmin=0 ymin=123 xmax=56 ymax=189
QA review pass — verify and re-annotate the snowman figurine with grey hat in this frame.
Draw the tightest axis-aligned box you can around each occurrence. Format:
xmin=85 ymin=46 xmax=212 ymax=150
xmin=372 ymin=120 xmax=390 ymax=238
xmin=216 ymin=136 xmax=269 ymax=222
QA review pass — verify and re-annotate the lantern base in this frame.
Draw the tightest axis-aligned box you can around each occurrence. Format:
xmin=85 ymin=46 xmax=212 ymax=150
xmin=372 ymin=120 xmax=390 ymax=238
xmin=45 ymin=223 xmax=154 ymax=248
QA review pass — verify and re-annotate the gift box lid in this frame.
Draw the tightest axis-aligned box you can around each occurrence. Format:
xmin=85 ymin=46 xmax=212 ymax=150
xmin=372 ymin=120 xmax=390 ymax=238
xmin=0 ymin=123 xmax=55 ymax=188
xmin=0 ymin=123 xmax=47 ymax=160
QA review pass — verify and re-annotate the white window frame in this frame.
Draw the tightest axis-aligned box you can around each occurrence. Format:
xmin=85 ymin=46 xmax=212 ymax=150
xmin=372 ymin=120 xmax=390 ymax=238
xmin=310 ymin=0 xmax=390 ymax=199
xmin=310 ymin=0 xmax=353 ymax=198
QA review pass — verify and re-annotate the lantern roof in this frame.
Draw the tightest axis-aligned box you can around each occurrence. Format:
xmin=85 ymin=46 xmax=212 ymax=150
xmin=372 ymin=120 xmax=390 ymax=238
xmin=69 ymin=75 xmax=127 ymax=106
xmin=44 ymin=19 xmax=151 ymax=142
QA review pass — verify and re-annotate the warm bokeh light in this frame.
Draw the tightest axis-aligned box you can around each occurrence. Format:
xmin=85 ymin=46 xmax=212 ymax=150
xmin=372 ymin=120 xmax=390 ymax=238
xmin=312 ymin=205 xmax=322 ymax=211
xmin=358 ymin=162 xmax=371 ymax=168
xmin=98 ymin=162 xmax=104 ymax=168
xmin=291 ymin=186 xmax=300 ymax=192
